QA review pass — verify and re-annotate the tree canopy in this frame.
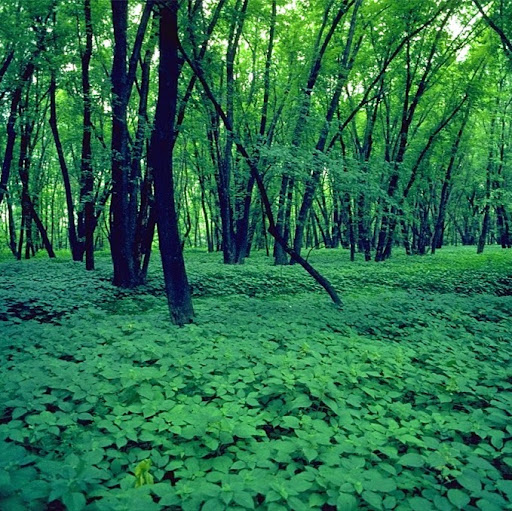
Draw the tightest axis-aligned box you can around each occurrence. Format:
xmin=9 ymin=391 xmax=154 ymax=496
xmin=0 ymin=0 xmax=511 ymax=319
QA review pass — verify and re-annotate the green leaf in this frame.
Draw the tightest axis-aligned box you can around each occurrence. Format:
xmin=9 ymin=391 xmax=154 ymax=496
xmin=287 ymin=496 xmax=309 ymax=511
xmin=363 ymin=477 xmax=397 ymax=493
xmin=202 ymin=498 xmax=225 ymax=511
xmin=62 ymin=492 xmax=86 ymax=511
xmin=447 ymin=489 xmax=470 ymax=509
xmin=0 ymin=471 xmax=12 ymax=493
xmin=303 ymin=448 xmax=318 ymax=462
xmin=288 ymin=394 xmax=312 ymax=410
xmin=309 ymin=493 xmax=326 ymax=507
xmin=289 ymin=475 xmax=313 ymax=493
xmin=281 ymin=416 xmax=300 ymax=429
xmin=489 ymin=431 xmax=504 ymax=449
xmin=234 ymin=423 xmax=257 ymax=438
xmin=398 ymin=453 xmax=425 ymax=467
xmin=337 ymin=493 xmax=358 ymax=510
xmin=476 ymin=498 xmax=505 ymax=511
xmin=456 ymin=471 xmax=482 ymax=493
xmin=20 ymin=480 xmax=50 ymax=501
xmin=383 ymin=496 xmax=397 ymax=510
xmin=362 ymin=490 xmax=382 ymax=509
xmin=408 ymin=496 xmax=434 ymax=511
xmin=496 ymin=479 xmax=512 ymax=497
xmin=233 ymin=491 xmax=254 ymax=509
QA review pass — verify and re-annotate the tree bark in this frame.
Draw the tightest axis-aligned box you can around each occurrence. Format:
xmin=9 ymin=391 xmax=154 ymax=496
xmin=79 ymin=0 xmax=95 ymax=270
xmin=49 ymin=75 xmax=80 ymax=260
xmin=110 ymin=0 xmax=154 ymax=288
xmin=0 ymin=62 xmax=35 ymax=207
xmin=150 ymin=0 xmax=194 ymax=325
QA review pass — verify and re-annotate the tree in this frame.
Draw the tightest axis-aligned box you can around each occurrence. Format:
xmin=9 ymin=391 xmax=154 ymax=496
xmin=149 ymin=0 xmax=194 ymax=325
xmin=110 ymin=0 xmax=154 ymax=287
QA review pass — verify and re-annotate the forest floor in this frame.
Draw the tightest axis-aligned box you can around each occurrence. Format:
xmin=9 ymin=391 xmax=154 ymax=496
xmin=0 ymin=246 xmax=511 ymax=511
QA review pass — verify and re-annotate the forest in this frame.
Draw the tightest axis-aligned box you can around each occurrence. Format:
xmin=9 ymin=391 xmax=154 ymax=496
xmin=1 ymin=0 xmax=512 ymax=510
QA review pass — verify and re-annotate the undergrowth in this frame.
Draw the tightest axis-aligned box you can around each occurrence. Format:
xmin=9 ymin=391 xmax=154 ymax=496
xmin=0 ymin=246 xmax=511 ymax=510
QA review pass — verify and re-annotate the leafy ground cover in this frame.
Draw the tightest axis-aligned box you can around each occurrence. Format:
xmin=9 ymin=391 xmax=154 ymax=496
xmin=1 ymin=247 xmax=511 ymax=511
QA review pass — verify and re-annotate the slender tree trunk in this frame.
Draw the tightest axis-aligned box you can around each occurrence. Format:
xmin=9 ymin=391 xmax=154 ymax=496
xmin=292 ymin=0 xmax=362 ymax=259
xmin=110 ymin=0 xmax=154 ymax=287
xmin=275 ymin=0 xmax=352 ymax=265
xmin=49 ymin=75 xmax=81 ymax=260
xmin=28 ymin=198 xmax=56 ymax=258
xmin=478 ymin=109 xmax=498 ymax=254
xmin=0 ymin=63 xmax=35 ymax=207
xmin=0 ymin=50 xmax=14 ymax=88
xmin=110 ymin=0 xmax=136 ymax=286
xmin=7 ymin=194 xmax=17 ymax=256
xmin=80 ymin=0 xmax=95 ymax=270
xmin=181 ymin=44 xmax=342 ymax=306
xmin=432 ymin=114 xmax=467 ymax=254
xmin=496 ymin=206 xmax=511 ymax=248
xmin=150 ymin=0 xmax=194 ymax=325
xmin=133 ymin=41 xmax=156 ymax=282
xmin=217 ymin=0 xmax=248 ymax=264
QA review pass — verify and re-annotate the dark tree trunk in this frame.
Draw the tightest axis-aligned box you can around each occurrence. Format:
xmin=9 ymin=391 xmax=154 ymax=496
xmin=477 ymin=112 xmax=497 ymax=254
xmin=0 ymin=50 xmax=14 ymax=88
xmin=18 ymin=118 xmax=33 ymax=260
xmin=274 ymin=175 xmax=291 ymax=264
xmin=0 ymin=63 xmax=35 ymax=207
xmin=493 ymin=102 xmax=511 ymax=249
xmin=80 ymin=0 xmax=95 ymax=270
xmin=110 ymin=0 xmax=136 ymax=286
xmin=133 ymin=41 xmax=156 ymax=282
xmin=28 ymin=198 xmax=56 ymax=258
xmin=49 ymin=75 xmax=81 ymax=260
xmin=110 ymin=0 xmax=154 ymax=287
xmin=7 ymin=195 xmax=17 ymax=256
xmin=195 ymin=154 xmax=214 ymax=252
xmin=496 ymin=206 xmax=511 ymax=248
xmin=234 ymin=175 xmax=255 ymax=263
xmin=150 ymin=0 xmax=194 ymax=325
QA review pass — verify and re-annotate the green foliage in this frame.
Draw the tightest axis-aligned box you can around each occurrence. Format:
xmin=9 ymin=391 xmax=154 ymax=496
xmin=134 ymin=460 xmax=154 ymax=488
xmin=1 ymin=247 xmax=511 ymax=510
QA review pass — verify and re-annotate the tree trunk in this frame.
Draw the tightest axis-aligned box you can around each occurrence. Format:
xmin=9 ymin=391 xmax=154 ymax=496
xmin=28 ymin=198 xmax=56 ymax=258
xmin=477 ymin=110 xmax=498 ymax=254
xmin=80 ymin=0 xmax=95 ymax=270
xmin=181 ymin=44 xmax=342 ymax=306
xmin=292 ymin=0 xmax=362 ymax=259
xmin=0 ymin=62 xmax=35 ymax=207
xmin=7 ymin=194 xmax=17 ymax=256
xmin=110 ymin=0 xmax=154 ymax=287
xmin=110 ymin=0 xmax=136 ymax=286
xmin=49 ymin=75 xmax=81 ymax=261
xmin=150 ymin=0 xmax=194 ymax=325
xmin=431 ymin=114 xmax=467 ymax=254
